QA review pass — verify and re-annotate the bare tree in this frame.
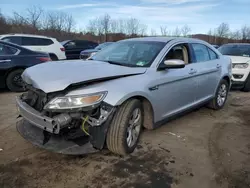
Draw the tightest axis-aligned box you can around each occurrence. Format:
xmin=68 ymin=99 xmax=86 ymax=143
xmin=160 ymin=26 xmax=168 ymax=36
xmin=44 ymin=11 xmax=75 ymax=33
xmin=241 ymin=25 xmax=250 ymax=41
xmin=11 ymin=11 xmax=29 ymax=25
xmin=110 ymin=19 xmax=118 ymax=33
xmin=172 ymin=26 xmax=181 ymax=37
xmin=117 ymin=19 xmax=125 ymax=33
xmin=64 ymin=14 xmax=75 ymax=33
xmin=86 ymin=19 xmax=97 ymax=34
xmin=181 ymin=25 xmax=191 ymax=37
xmin=151 ymin=28 xmax=157 ymax=36
xmin=215 ymin=22 xmax=230 ymax=44
xmin=230 ymin=30 xmax=241 ymax=40
xmin=125 ymin=18 xmax=140 ymax=35
xmin=26 ymin=6 xmax=43 ymax=29
xmin=216 ymin=22 xmax=230 ymax=38
xmin=100 ymin=14 xmax=111 ymax=41
xmin=139 ymin=24 xmax=148 ymax=36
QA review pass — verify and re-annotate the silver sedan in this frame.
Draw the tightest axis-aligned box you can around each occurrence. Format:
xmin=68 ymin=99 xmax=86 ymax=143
xmin=16 ymin=37 xmax=232 ymax=156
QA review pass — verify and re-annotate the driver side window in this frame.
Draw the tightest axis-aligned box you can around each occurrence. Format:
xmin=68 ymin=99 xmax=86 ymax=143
xmin=163 ymin=44 xmax=190 ymax=65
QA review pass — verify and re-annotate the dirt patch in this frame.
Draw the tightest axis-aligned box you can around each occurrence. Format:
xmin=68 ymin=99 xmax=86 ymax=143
xmin=208 ymin=107 xmax=250 ymax=188
xmin=1 ymin=91 xmax=250 ymax=188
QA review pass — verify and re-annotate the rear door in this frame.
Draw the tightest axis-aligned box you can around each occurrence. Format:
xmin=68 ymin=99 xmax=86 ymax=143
xmin=0 ymin=43 xmax=19 ymax=87
xmin=189 ymin=43 xmax=221 ymax=102
xmin=21 ymin=36 xmax=44 ymax=52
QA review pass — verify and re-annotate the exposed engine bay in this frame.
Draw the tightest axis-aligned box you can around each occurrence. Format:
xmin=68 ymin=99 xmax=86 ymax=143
xmin=17 ymin=84 xmax=116 ymax=151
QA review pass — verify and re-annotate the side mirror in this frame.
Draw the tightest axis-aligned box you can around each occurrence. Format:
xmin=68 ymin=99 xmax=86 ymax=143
xmin=164 ymin=59 xmax=185 ymax=69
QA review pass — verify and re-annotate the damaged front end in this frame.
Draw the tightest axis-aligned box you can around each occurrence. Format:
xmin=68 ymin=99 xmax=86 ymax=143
xmin=16 ymin=85 xmax=116 ymax=155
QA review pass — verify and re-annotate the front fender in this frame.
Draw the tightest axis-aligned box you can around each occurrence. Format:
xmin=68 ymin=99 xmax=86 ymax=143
xmin=104 ymin=91 xmax=153 ymax=106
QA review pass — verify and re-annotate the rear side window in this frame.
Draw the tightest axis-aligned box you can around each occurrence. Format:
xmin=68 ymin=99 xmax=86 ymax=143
xmin=191 ymin=43 xmax=210 ymax=62
xmin=2 ymin=36 xmax=22 ymax=45
xmin=208 ymin=48 xmax=218 ymax=60
xmin=21 ymin=37 xmax=53 ymax=46
xmin=0 ymin=44 xmax=18 ymax=55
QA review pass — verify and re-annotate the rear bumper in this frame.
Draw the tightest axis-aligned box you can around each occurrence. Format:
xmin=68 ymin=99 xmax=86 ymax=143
xmin=16 ymin=96 xmax=59 ymax=134
xmin=16 ymin=119 xmax=98 ymax=155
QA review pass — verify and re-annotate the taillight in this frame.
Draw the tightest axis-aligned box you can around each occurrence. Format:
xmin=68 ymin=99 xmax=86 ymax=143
xmin=60 ymin=48 xmax=65 ymax=52
xmin=37 ymin=57 xmax=51 ymax=62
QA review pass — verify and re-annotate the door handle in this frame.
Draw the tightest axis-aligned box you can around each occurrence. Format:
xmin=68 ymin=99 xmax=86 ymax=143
xmin=0 ymin=59 xmax=11 ymax=63
xmin=189 ymin=69 xmax=197 ymax=75
xmin=149 ymin=85 xmax=159 ymax=91
xmin=216 ymin=64 xmax=222 ymax=68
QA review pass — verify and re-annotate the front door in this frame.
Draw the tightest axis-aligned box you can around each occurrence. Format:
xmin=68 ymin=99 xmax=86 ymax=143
xmin=148 ymin=43 xmax=199 ymax=122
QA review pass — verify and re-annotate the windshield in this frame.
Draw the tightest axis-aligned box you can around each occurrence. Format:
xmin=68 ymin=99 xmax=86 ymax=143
xmin=94 ymin=42 xmax=113 ymax=50
xmin=218 ymin=44 xmax=250 ymax=57
xmin=91 ymin=41 xmax=166 ymax=67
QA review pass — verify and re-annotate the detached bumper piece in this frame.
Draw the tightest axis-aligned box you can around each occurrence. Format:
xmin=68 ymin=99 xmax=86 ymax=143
xmin=17 ymin=119 xmax=98 ymax=155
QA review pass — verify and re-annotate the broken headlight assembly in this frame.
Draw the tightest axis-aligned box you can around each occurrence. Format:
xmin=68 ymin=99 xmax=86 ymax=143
xmin=44 ymin=91 xmax=108 ymax=110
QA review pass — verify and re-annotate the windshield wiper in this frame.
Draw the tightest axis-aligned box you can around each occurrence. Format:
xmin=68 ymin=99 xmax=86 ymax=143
xmin=104 ymin=60 xmax=138 ymax=67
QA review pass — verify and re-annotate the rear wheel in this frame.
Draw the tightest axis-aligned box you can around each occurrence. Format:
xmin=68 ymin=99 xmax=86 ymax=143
xmin=208 ymin=79 xmax=229 ymax=110
xmin=49 ymin=54 xmax=58 ymax=61
xmin=106 ymin=99 xmax=143 ymax=155
xmin=6 ymin=69 xmax=26 ymax=92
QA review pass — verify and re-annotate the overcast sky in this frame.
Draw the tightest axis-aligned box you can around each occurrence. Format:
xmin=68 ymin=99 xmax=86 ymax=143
xmin=0 ymin=0 xmax=249 ymax=34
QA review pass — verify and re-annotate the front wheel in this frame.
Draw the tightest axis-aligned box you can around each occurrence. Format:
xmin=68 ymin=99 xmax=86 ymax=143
xmin=242 ymin=75 xmax=250 ymax=92
xmin=208 ymin=79 xmax=229 ymax=110
xmin=106 ymin=99 xmax=143 ymax=155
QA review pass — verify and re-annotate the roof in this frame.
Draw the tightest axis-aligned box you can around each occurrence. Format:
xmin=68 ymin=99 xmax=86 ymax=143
xmin=0 ymin=33 xmax=54 ymax=39
xmin=222 ymin=43 xmax=250 ymax=46
xmin=0 ymin=40 xmax=29 ymax=50
xmin=121 ymin=36 xmax=204 ymax=43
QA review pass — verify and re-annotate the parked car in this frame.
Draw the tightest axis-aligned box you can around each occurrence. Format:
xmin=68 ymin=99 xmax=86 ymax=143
xmin=0 ymin=34 xmax=66 ymax=61
xmin=212 ymin=44 xmax=219 ymax=49
xmin=61 ymin=40 xmax=98 ymax=60
xmin=80 ymin=42 xmax=114 ymax=60
xmin=218 ymin=43 xmax=250 ymax=91
xmin=16 ymin=37 xmax=232 ymax=156
xmin=0 ymin=40 xmax=51 ymax=92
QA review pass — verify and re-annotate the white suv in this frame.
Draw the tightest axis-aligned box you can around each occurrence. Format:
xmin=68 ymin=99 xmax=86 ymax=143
xmin=218 ymin=43 xmax=250 ymax=91
xmin=0 ymin=34 xmax=66 ymax=60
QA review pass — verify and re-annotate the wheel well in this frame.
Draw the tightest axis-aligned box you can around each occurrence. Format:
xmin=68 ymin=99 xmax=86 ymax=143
xmin=49 ymin=53 xmax=58 ymax=60
xmin=130 ymin=96 xmax=155 ymax=130
xmin=222 ymin=76 xmax=230 ymax=85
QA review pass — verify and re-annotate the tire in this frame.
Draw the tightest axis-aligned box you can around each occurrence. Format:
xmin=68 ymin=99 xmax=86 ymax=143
xmin=106 ymin=99 xmax=143 ymax=155
xmin=6 ymin=69 xmax=25 ymax=92
xmin=49 ymin=54 xmax=58 ymax=61
xmin=208 ymin=79 xmax=229 ymax=110
xmin=242 ymin=75 xmax=250 ymax=92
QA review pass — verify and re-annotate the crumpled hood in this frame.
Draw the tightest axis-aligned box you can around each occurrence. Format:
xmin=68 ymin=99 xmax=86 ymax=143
xmin=227 ymin=55 xmax=250 ymax=64
xmin=22 ymin=60 xmax=147 ymax=93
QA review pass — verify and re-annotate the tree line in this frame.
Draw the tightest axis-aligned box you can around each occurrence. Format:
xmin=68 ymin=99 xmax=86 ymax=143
xmin=0 ymin=6 xmax=250 ymax=44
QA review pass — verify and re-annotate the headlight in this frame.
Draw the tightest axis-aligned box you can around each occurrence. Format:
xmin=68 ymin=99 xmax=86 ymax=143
xmin=44 ymin=92 xmax=107 ymax=110
xmin=232 ymin=63 xmax=249 ymax=69
xmin=90 ymin=52 xmax=96 ymax=57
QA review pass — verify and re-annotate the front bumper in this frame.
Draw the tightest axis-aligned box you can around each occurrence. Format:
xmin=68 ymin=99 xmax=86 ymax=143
xmin=232 ymin=68 xmax=249 ymax=82
xmin=16 ymin=119 xmax=98 ymax=155
xmin=16 ymin=96 xmax=59 ymax=134
xmin=231 ymin=81 xmax=245 ymax=89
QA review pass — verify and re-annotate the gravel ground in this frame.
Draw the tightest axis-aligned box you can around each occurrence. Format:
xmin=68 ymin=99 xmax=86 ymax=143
xmin=0 ymin=90 xmax=249 ymax=188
